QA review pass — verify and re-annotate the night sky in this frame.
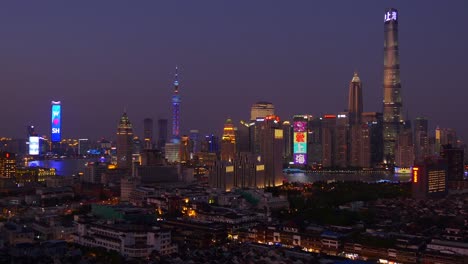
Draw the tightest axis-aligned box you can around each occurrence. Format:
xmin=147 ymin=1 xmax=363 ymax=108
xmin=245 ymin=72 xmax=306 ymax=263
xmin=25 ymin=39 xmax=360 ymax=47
xmin=1 ymin=1 xmax=467 ymax=141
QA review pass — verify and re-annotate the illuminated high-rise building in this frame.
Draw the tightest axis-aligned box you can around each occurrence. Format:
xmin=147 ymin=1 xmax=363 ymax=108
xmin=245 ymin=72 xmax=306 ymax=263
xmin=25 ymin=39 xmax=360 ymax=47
xmin=412 ymin=158 xmax=448 ymax=199
xmin=220 ymin=119 xmax=236 ymax=161
xmin=116 ymin=112 xmax=134 ymax=169
xmin=143 ymin=118 xmax=153 ymax=150
xmin=348 ymin=72 xmax=363 ymax=126
xmin=395 ymin=122 xmax=414 ymax=169
xmin=180 ymin=135 xmax=190 ymax=163
xmin=250 ymin=101 xmax=274 ymax=121
xmin=335 ymin=113 xmax=349 ymax=168
xmin=0 ymin=152 xmax=16 ymax=179
xmin=383 ymin=8 xmax=403 ymax=165
xmin=257 ymin=115 xmax=284 ymax=187
xmin=348 ymin=72 xmax=363 ymax=168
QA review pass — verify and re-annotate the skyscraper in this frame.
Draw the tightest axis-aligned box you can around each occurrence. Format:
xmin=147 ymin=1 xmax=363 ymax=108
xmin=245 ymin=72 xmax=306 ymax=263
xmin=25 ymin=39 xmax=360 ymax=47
xmin=282 ymin=121 xmax=292 ymax=162
xmin=383 ymin=8 xmax=403 ymax=165
xmin=395 ymin=121 xmax=414 ymax=169
xmin=440 ymin=144 xmax=464 ymax=181
xmin=157 ymin=118 xmax=168 ymax=150
xmin=116 ymin=112 xmax=134 ymax=169
xmin=414 ymin=117 xmax=429 ymax=161
xmin=348 ymin=72 xmax=363 ymax=126
xmin=250 ymin=101 xmax=275 ymax=121
xmin=348 ymin=72 xmax=364 ymax=168
xmin=143 ymin=118 xmax=153 ymax=150
xmin=0 ymin=152 xmax=16 ymax=179
xmin=257 ymin=115 xmax=284 ymax=187
xmin=220 ymin=119 xmax=236 ymax=161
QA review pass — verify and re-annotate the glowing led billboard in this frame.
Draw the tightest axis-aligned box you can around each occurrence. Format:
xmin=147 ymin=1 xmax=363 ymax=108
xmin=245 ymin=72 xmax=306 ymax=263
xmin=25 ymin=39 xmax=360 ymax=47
xmin=51 ymin=101 xmax=61 ymax=142
xmin=293 ymin=154 xmax=307 ymax=165
xmin=293 ymin=119 xmax=308 ymax=165
xmin=412 ymin=167 xmax=419 ymax=183
xmin=29 ymin=136 xmax=39 ymax=155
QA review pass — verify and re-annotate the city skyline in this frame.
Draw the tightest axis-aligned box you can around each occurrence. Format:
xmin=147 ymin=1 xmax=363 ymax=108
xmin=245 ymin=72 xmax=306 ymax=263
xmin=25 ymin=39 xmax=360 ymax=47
xmin=0 ymin=2 xmax=467 ymax=140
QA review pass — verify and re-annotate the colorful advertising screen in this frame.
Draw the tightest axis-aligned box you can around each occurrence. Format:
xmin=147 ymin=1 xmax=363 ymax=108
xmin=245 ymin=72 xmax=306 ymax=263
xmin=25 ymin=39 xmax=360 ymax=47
xmin=29 ymin=136 xmax=39 ymax=155
xmin=51 ymin=102 xmax=61 ymax=142
xmin=293 ymin=121 xmax=307 ymax=132
xmin=293 ymin=154 xmax=307 ymax=165
xmin=293 ymin=120 xmax=308 ymax=165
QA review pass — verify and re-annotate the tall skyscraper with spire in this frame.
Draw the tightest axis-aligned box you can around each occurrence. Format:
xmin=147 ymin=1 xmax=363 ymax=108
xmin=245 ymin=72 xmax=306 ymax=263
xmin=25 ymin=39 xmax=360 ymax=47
xmin=220 ymin=118 xmax=236 ymax=161
xmin=383 ymin=8 xmax=403 ymax=165
xmin=348 ymin=72 xmax=363 ymax=126
xmin=172 ymin=67 xmax=181 ymax=142
xmin=116 ymin=112 xmax=133 ymax=169
xmin=348 ymin=72 xmax=365 ymax=167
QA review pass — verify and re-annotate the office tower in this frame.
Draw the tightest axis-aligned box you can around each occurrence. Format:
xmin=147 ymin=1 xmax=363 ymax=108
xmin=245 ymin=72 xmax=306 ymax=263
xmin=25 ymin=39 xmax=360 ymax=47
xmin=157 ymin=119 xmax=168 ymax=151
xmin=189 ymin=130 xmax=200 ymax=154
xmin=257 ymin=115 xmax=284 ymax=187
xmin=180 ymin=135 xmax=190 ymax=163
xmin=116 ymin=112 xmax=134 ymax=169
xmin=440 ymin=144 xmax=464 ymax=181
xmin=209 ymin=152 xmax=265 ymax=191
xmin=321 ymin=115 xmax=337 ymax=168
xmin=83 ymin=162 xmax=108 ymax=184
xmin=143 ymin=118 xmax=153 ymax=150
xmin=171 ymin=67 xmax=181 ymax=142
xmin=282 ymin=121 xmax=292 ymax=162
xmin=414 ymin=117 xmax=429 ymax=161
xmin=237 ymin=121 xmax=253 ymax=153
xmin=0 ymin=152 xmax=16 ymax=178
xmin=348 ymin=72 xmax=363 ymax=125
xmin=307 ymin=117 xmax=322 ymax=165
xmin=395 ymin=121 xmax=414 ymax=169
xmin=250 ymin=101 xmax=275 ymax=121
xmin=133 ymin=137 xmax=143 ymax=155
xmin=292 ymin=115 xmax=309 ymax=165
xmin=78 ymin=139 xmax=90 ymax=156
xmin=165 ymin=143 xmax=180 ymax=163
xmin=383 ymin=8 xmax=403 ymax=165
xmin=233 ymin=153 xmax=265 ymax=189
xmin=362 ymin=112 xmax=384 ymax=167
xmin=209 ymin=161 xmax=235 ymax=191
xmin=220 ymin=119 xmax=236 ymax=161
xmin=348 ymin=72 xmax=364 ymax=168
xmin=412 ymin=158 xmax=448 ymax=199
xmin=335 ymin=113 xmax=349 ymax=168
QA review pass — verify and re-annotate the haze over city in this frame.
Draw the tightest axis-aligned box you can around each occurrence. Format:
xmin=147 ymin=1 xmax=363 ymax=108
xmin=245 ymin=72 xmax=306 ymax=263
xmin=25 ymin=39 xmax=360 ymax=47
xmin=1 ymin=1 xmax=467 ymax=140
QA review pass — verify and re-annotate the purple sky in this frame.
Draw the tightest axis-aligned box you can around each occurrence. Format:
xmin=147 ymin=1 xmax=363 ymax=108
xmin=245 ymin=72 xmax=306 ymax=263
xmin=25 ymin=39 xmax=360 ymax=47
xmin=0 ymin=1 xmax=467 ymax=141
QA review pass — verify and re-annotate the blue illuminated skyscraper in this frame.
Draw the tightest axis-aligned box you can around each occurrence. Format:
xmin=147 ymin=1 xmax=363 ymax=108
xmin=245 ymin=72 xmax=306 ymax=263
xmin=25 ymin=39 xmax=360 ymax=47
xmin=171 ymin=67 xmax=181 ymax=143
